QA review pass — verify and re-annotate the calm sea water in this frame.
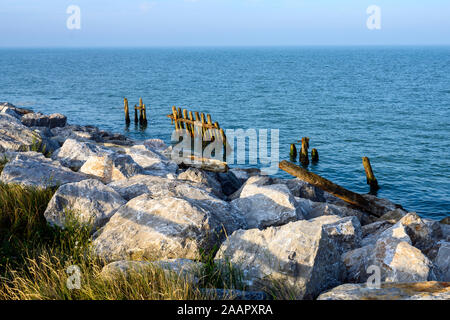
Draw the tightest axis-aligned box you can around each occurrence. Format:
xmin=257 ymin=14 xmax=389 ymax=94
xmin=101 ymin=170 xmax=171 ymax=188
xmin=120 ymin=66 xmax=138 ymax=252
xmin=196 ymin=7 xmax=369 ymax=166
xmin=0 ymin=47 xmax=449 ymax=219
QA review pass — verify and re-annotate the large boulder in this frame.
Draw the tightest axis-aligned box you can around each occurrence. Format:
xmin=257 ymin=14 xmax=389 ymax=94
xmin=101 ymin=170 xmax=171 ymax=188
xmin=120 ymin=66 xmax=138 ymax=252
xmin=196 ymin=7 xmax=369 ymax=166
xmin=44 ymin=179 xmax=126 ymax=230
xmin=142 ymin=139 xmax=168 ymax=152
xmin=51 ymin=125 xmax=103 ymax=145
xmin=0 ymin=113 xmax=42 ymax=151
xmin=79 ymin=153 xmax=144 ymax=184
xmin=296 ymin=197 xmax=364 ymax=222
xmin=100 ymin=259 xmax=203 ymax=284
xmin=228 ymin=175 xmax=274 ymax=200
xmin=343 ymin=236 xmax=438 ymax=284
xmin=434 ymin=242 xmax=450 ymax=281
xmin=21 ymin=112 xmax=67 ymax=128
xmin=93 ymin=195 xmax=239 ymax=262
xmin=178 ymin=167 xmax=225 ymax=200
xmin=215 ymin=170 xmax=242 ymax=197
xmin=274 ymin=178 xmax=326 ymax=203
xmin=232 ymin=183 xmax=301 ymax=229
xmin=360 ymin=220 xmax=393 ymax=246
xmin=214 ymin=217 xmax=347 ymax=299
xmin=395 ymin=213 xmax=442 ymax=253
xmin=0 ymin=152 xmax=87 ymax=188
xmin=319 ymin=215 xmax=362 ymax=254
xmin=124 ymin=145 xmax=178 ymax=175
xmin=317 ymin=282 xmax=450 ymax=300
xmin=52 ymin=139 xmax=113 ymax=171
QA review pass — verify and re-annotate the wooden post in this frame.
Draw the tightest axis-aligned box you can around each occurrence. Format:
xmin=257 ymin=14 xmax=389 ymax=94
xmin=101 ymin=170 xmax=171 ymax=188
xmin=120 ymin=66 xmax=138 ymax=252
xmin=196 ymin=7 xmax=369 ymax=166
xmin=279 ymin=160 xmax=384 ymax=217
xmin=201 ymin=113 xmax=206 ymax=139
xmin=124 ymin=98 xmax=130 ymax=124
xmin=182 ymin=109 xmax=190 ymax=136
xmin=311 ymin=148 xmax=319 ymax=162
xmin=172 ymin=106 xmax=180 ymax=131
xmin=138 ymin=98 xmax=144 ymax=125
xmin=362 ymin=157 xmax=379 ymax=191
xmin=178 ymin=108 xmax=184 ymax=129
xmin=300 ymin=137 xmax=310 ymax=166
xmin=134 ymin=105 xmax=139 ymax=124
xmin=142 ymin=104 xmax=148 ymax=126
xmin=188 ymin=111 xmax=194 ymax=136
xmin=290 ymin=144 xmax=297 ymax=161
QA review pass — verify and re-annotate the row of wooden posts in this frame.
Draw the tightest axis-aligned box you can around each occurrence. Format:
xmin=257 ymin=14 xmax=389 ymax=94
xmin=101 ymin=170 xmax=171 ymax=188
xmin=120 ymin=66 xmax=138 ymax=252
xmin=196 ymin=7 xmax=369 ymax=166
xmin=290 ymin=137 xmax=379 ymax=192
xmin=167 ymin=106 xmax=228 ymax=146
xmin=124 ymin=98 xmax=147 ymax=126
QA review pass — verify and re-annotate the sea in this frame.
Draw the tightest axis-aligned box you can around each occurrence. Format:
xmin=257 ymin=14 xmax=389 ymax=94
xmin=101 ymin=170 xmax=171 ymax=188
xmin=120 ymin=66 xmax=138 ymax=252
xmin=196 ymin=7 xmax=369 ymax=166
xmin=0 ymin=46 xmax=449 ymax=219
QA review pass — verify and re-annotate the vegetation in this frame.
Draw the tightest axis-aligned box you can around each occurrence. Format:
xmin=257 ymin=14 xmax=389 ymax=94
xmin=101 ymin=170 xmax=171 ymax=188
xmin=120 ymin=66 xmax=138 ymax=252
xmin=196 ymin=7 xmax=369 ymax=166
xmin=0 ymin=182 xmax=246 ymax=300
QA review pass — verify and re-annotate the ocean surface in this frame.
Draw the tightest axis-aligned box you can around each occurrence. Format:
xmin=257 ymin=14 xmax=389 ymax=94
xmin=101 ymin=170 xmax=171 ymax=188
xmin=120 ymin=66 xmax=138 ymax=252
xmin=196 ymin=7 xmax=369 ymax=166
xmin=0 ymin=47 xmax=449 ymax=219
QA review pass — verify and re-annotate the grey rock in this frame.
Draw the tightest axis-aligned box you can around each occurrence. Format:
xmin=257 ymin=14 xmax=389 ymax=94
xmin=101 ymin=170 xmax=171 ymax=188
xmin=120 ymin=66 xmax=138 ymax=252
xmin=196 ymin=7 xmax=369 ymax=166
xmin=377 ymin=208 xmax=408 ymax=224
xmin=93 ymin=195 xmax=239 ymax=262
xmin=79 ymin=153 xmax=144 ymax=184
xmin=296 ymin=197 xmax=364 ymax=222
xmin=215 ymin=170 xmax=242 ymax=197
xmin=0 ymin=152 xmax=87 ymax=188
xmin=434 ymin=242 xmax=450 ymax=281
xmin=52 ymin=138 xmax=113 ymax=171
xmin=100 ymin=259 xmax=203 ymax=284
xmin=317 ymin=282 xmax=450 ymax=300
xmin=44 ymin=179 xmax=126 ymax=230
xmin=124 ymin=144 xmax=178 ymax=174
xmin=275 ymin=178 xmax=326 ymax=202
xmin=318 ymin=215 xmax=362 ymax=254
xmin=231 ymin=183 xmax=300 ymax=229
xmin=0 ymin=113 xmax=42 ymax=151
xmin=214 ymin=217 xmax=346 ymax=300
xmin=21 ymin=112 xmax=67 ymax=128
xmin=229 ymin=175 xmax=275 ymax=200
xmin=178 ymin=167 xmax=224 ymax=200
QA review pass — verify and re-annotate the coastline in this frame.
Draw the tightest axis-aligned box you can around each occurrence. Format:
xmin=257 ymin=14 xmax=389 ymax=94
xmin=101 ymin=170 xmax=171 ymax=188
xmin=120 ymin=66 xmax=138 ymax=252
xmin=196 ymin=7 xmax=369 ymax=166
xmin=0 ymin=102 xmax=449 ymax=300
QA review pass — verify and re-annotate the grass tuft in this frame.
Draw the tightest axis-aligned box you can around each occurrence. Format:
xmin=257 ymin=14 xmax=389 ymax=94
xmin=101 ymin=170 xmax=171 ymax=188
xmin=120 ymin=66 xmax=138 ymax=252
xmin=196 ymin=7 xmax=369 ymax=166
xmin=0 ymin=182 xmax=246 ymax=300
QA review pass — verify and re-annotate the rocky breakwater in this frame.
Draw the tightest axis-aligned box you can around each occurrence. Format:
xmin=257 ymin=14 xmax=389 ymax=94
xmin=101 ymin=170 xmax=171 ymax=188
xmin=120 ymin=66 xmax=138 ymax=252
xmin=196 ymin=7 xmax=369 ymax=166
xmin=0 ymin=102 xmax=449 ymax=300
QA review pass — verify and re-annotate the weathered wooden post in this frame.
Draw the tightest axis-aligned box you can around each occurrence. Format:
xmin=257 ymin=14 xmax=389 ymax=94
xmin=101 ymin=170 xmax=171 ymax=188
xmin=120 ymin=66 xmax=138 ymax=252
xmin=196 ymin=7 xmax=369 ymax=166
xmin=189 ymin=111 xmax=195 ymax=137
xmin=134 ymin=105 xmax=139 ymax=124
xmin=182 ymin=109 xmax=190 ymax=136
xmin=290 ymin=144 xmax=297 ymax=161
xmin=172 ymin=106 xmax=180 ymax=131
xmin=124 ymin=98 xmax=130 ymax=125
xmin=201 ymin=113 xmax=207 ymax=140
xmin=362 ymin=157 xmax=379 ymax=191
xmin=299 ymin=137 xmax=310 ymax=166
xmin=141 ymin=104 xmax=148 ymax=126
xmin=311 ymin=148 xmax=319 ymax=162
xmin=178 ymin=108 xmax=184 ymax=129
xmin=279 ymin=160 xmax=386 ymax=217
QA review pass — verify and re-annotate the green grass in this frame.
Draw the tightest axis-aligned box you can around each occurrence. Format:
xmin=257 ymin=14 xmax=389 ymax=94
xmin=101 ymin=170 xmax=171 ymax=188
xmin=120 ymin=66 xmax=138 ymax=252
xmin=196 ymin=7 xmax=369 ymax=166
xmin=0 ymin=181 xmax=247 ymax=300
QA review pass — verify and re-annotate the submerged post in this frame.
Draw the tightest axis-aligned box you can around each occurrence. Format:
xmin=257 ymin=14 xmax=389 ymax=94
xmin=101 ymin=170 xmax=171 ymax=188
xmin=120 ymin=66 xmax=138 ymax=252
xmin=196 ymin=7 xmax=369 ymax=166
xmin=142 ymin=104 xmax=148 ymax=126
xmin=362 ymin=157 xmax=379 ymax=191
xmin=290 ymin=144 xmax=297 ymax=161
xmin=311 ymin=148 xmax=319 ymax=163
xmin=134 ymin=105 xmax=138 ymax=124
xmin=124 ymin=98 xmax=130 ymax=125
xmin=139 ymin=98 xmax=144 ymax=125
xmin=300 ymin=137 xmax=310 ymax=166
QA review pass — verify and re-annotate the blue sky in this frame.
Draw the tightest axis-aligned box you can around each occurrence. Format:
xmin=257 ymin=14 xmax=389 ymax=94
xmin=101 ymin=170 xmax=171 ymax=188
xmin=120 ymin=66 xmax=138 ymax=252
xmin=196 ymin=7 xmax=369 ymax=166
xmin=1 ymin=0 xmax=449 ymax=47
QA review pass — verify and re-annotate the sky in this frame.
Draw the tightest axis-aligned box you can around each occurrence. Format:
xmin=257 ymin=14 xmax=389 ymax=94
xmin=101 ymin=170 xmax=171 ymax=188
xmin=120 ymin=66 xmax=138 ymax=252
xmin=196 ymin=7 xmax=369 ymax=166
xmin=1 ymin=0 xmax=450 ymax=47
